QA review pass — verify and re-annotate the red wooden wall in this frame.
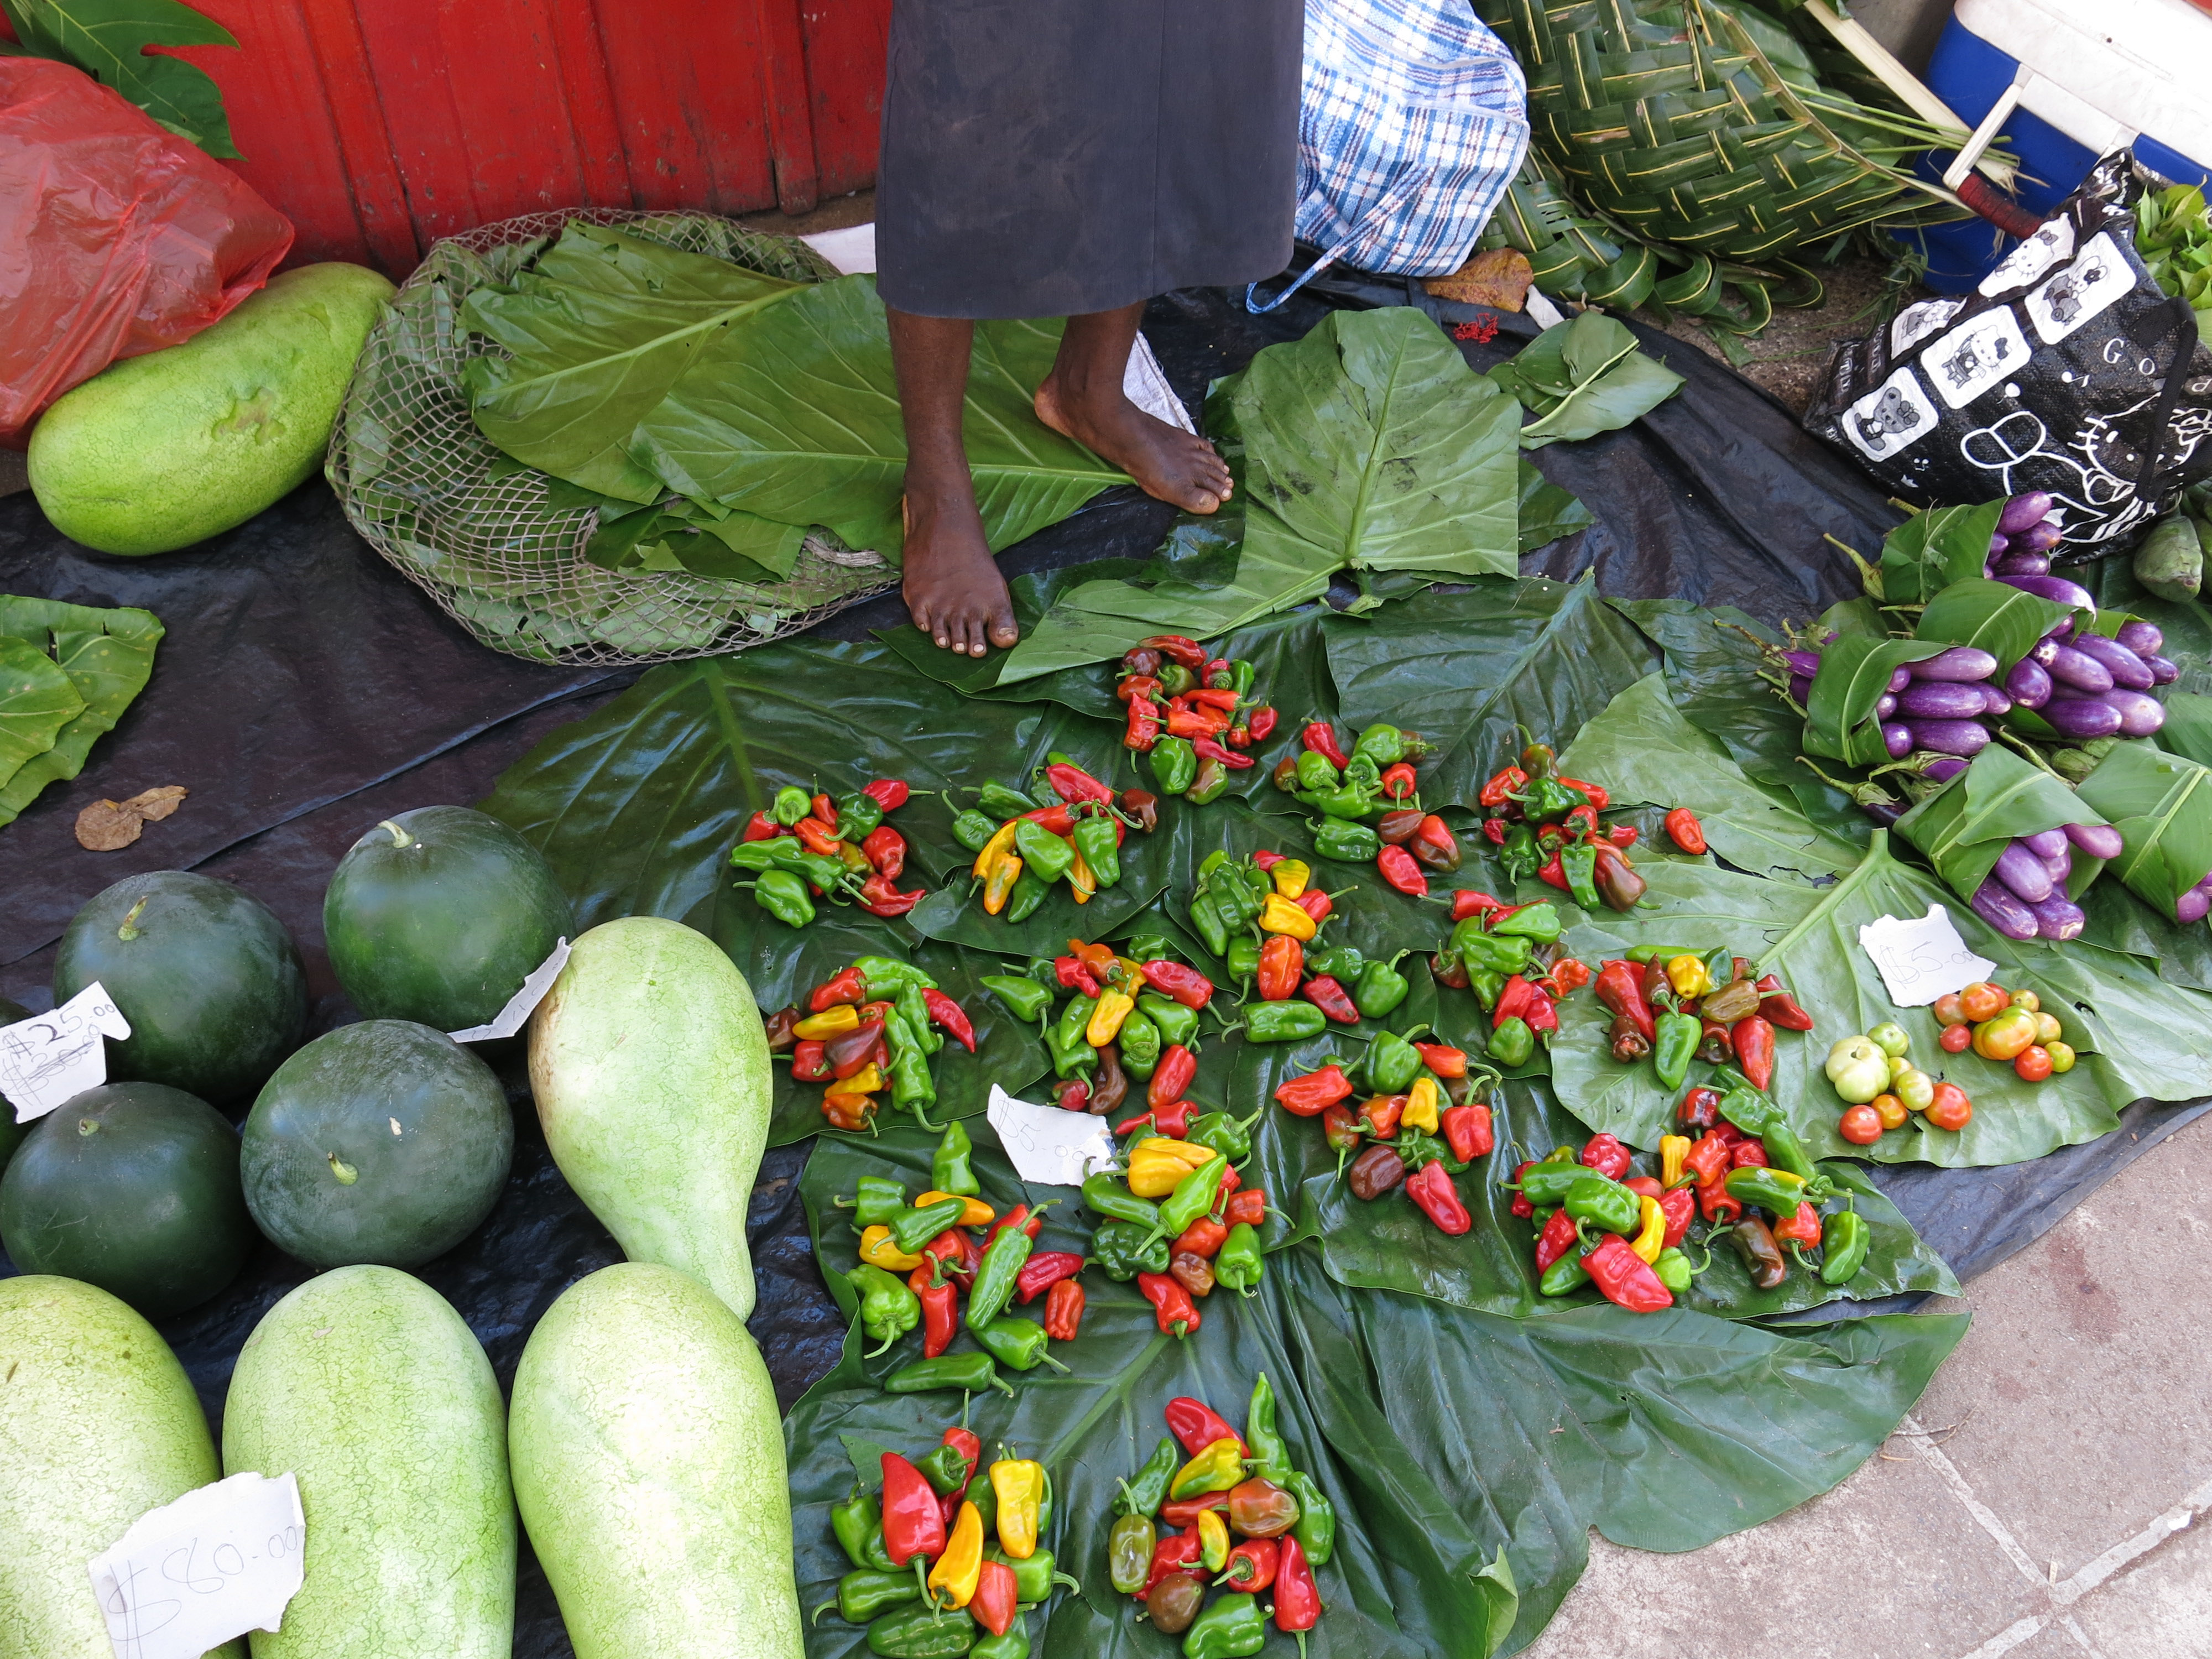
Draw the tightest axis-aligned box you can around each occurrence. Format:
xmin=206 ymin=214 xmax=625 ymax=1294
xmin=144 ymin=0 xmax=890 ymax=274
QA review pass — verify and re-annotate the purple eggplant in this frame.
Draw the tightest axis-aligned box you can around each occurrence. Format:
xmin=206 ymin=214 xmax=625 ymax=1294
xmin=2148 ymin=654 xmax=2180 ymax=685
xmin=1898 ymin=679 xmax=1992 ymax=719
xmin=1888 ymin=666 xmax=1913 ymax=694
xmin=2063 ymin=821 xmax=2125 ymax=860
xmin=2000 ymin=572 xmax=2098 ymax=609
xmin=1911 ymin=645 xmax=2000 ymax=682
xmin=1924 ymin=756 xmax=1968 ymax=782
xmin=1905 ymin=719 xmax=1991 ymax=757
xmin=1992 ymin=550 xmax=2053 ymax=577
xmin=1788 ymin=673 xmax=1814 ymax=705
xmin=2042 ymin=847 xmax=2073 ymax=883
xmin=1992 ymin=839 xmax=2056 ymax=904
xmin=2047 ymin=616 xmax=2077 ymax=641
xmin=2044 ymin=643 xmax=2115 ymax=694
xmin=2004 ymin=658 xmax=2053 ymax=709
xmin=2015 ymin=519 xmax=2063 ymax=554
xmin=2100 ymin=687 xmax=2166 ymax=736
xmin=1875 ymin=692 xmax=1897 ymax=718
xmin=1861 ymin=799 xmax=1905 ymax=827
xmin=2028 ymin=893 xmax=2085 ymax=940
xmin=2178 ymin=888 xmax=2212 ymax=926
xmin=2116 ymin=619 xmax=2164 ymax=658
xmin=1782 ymin=649 xmax=1821 ymax=679
xmin=2030 ymin=636 xmax=2060 ymax=667
xmin=1999 ymin=492 xmax=2054 ymax=535
xmin=1980 ymin=684 xmax=2013 ymax=715
xmin=2043 ymin=698 xmax=2125 ymax=740
xmin=2069 ymin=633 xmax=2153 ymax=690
xmin=1880 ymin=722 xmax=1914 ymax=759
xmin=1972 ymin=878 xmax=2041 ymax=940
xmin=2021 ymin=827 xmax=2070 ymax=859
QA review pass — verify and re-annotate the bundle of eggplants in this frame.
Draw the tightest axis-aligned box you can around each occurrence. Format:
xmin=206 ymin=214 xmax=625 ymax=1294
xmin=1967 ymin=820 xmax=2126 ymax=941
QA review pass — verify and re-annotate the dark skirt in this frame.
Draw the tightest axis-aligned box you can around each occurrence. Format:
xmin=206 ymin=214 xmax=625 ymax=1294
xmin=875 ymin=0 xmax=1302 ymax=320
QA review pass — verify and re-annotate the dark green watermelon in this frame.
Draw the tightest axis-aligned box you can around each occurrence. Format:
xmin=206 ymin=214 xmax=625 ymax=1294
xmin=53 ymin=872 xmax=307 ymax=1104
xmin=240 ymin=1020 xmax=513 ymax=1269
xmin=0 ymin=1081 xmax=254 ymax=1319
xmin=0 ymin=993 xmax=27 ymax=1176
xmin=324 ymin=805 xmax=572 ymax=1032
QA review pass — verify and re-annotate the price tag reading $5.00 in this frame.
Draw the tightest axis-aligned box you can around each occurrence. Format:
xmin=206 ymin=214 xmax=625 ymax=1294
xmin=1857 ymin=906 xmax=1996 ymax=1008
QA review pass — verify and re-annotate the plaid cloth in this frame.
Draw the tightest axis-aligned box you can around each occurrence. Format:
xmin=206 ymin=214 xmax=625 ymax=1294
xmin=1287 ymin=0 xmax=1529 ymax=284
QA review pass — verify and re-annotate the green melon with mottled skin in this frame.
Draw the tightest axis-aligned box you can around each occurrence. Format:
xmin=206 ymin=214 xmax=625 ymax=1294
xmin=221 ymin=1266 xmax=515 ymax=1659
xmin=28 ymin=264 xmax=394 ymax=556
xmin=0 ymin=1276 xmax=241 ymax=1659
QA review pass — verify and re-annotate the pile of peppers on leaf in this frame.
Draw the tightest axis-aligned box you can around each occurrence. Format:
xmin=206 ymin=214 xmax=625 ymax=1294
xmin=1185 ymin=848 xmax=1397 ymax=1044
xmin=763 ymin=957 xmax=977 ymax=1133
xmin=1428 ymin=890 xmax=1591 ymax=1068
xmin=731 ymin=777 xmax=925 ymax=925
xmin=1592 ymin=946 xmax=1814 ymax=1094
xmin=835 ymin=1121 xmax=1094 ymax=1395
xmin=1118 ymin=634 xmax=1280 ymax=806
xmin=977 ymin=936 xmax=1215 ymax=1118
xmin=952 ymin=757 xmax=1156 ymax=922
xmin=1274 ymin=1029 xmax=1498 ymax=1234
xmin=1081 ymin=1094 xmax=1277 ymax=1320
xmin=1108 ymin=1379 xmax=1329 ymax=1656
xmin=1273 ymin=717 xmax=1457 ymax=899
xmin=1477 ymin=735 xmax=1658 ymax=913
xmin=816 ymin=1415 xmax=1081 ymax=1659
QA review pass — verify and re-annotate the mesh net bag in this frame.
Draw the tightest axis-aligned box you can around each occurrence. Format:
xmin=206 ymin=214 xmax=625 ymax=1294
xmin=327 ymin=209 xmax=901 ymax=666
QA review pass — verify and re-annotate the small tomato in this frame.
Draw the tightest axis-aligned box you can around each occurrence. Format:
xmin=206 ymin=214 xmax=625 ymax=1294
xmin=1931 ymin=992 xmax=1968 ymax=1027
xmin=2014 ymin=1044 xmax=2053 ymax=1083
xmin=1925 ymin=1082 xmax=1972 ymax=1132
xmin=1838 ymin=1104 xmax=1885 ymax=1145
xmin=1939 ymin=1022 xmax=1974 ymax=1053
xmin=1893 ymin=1068 xmax=1935 ymax=1114
xmin=1867 ymin=1021 xmax=1911 ymax=1057
xmin=1888 ymin=1052 xmax=1914 ymax=1083
xmin=2046 ymin=1040 xmax=2077 ymax=1074
xmin=1824 ymin=1036 xmax=1891 ymax=1104
xmin=1872 ymin=1091 xmax=1910 ymax=1130
xmin=2008 ymin=988 xmax=2040 ymax=1013
xmin=1959 ymin=982 xmax=2009 ymax=1022
xmin=1973 ymin=1007 xmax=2039 ymax=1061
xmin=2033 ymin=1011 xmax=2064 ymax=1045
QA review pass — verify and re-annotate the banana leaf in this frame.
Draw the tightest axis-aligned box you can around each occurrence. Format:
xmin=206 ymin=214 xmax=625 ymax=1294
xmin=2076 ymin=740 xmax=2212 ymax=917
xmin=0 ymin=594 xmax=163 ymax=827
xmin=1893 ymin=744 xmax=2110 ymax=907
xmin=2089 ymin=560 xmax=2212 ymax=697
xmin=1913 ymin=577 xmax=2078 ymax=675
xmin=1485 ymin=312 xmax=1686 ymax=448
xmin=1874 ymin=500 xmax=2003 ymax=606
xmin=1803 ymin=632 xmax=1953 ymax=766
xmin=2158 ymin=690 xmax=2212 ymax=768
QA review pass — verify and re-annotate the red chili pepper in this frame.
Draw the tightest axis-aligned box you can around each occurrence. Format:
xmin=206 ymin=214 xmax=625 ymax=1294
xmin=1140 ymin=961 xmax=1214 ymax=1010
xmin=1044 ymin=1276 xmax=1084 ymax=1341
xmin=1441 ymin=1102 xmax=1493 ymax=1162
xmin=1625 ymin=1175 xmax=1663 ymax=1200
xmin=1698 ymin=1018 xmax=1734 ymax=1063
xmin=1256 ymin=934 xmax=1303 ymax=1001
xmin=1322 ymin=1103 xmax=1360 ymax=1154
xmin=742 ymin=811 xmax=783 ymax=842
xmin=1494 ymin=975 xmax=1536 ymax=1029
xmin=806 ymin=792 xmax=834 ymax=826
xmin=983 ymin=1203 xmax=1048 ymax=1249
xmin=1252 ymin=850 xmax=1284 ymax=872
xmin=1299 ymin=721 xmax=1349 ymax=768
xmin=1150 ymin=1043 xmax=1198 ymax=1109
xmin=1537 ymin=853 xmax=1568 ymax=890
xmin=1380 ymin=761 xmax=1418 ymax=800
xmin=1125 ymin=698 xmax=1162 ymax=750
xmin=1522 ymin=985 xmax=1558 ymax=1035
xmin=1711 ymin=1120 xmax=1745 ymax=1146
xmin=1414 ymin=1041 xmax=1468 ymax=1078
xmin=1247 ymin=706 xmax=1279 ymax=742
xmin=1576 ymin=1133 xmax=1629 ymax=1181
xmin=1731 ymin=1140 xmax=1769 ymax=1169
xmin=857 ymin=872 xmax=925 ymax=917
xmin=1406 ymin=1162 xmax=1471 ymax=1233
xmin=880 ymin=1453 xmax=946 ymax=1565
xmin=858 ymin=825 xmax=905 ymax=878
xmin=1774 ymin=1201 xmax=1823 ymax=1250
xmin=1547 ymin=957 xmax=1593 ymax=995
xmin=1755 ymin=974 xmax=1816 ymax=1031
xmin=1585 ymin=1233 xmax=1672 ymax=1311
xmin=1699 ymin=1180 xmax=1743 ymax=1225
xmin=968 ymin=1560 xmax=1018 ymax=1637
xmin=1361 ymin=1094 xmax=1405 ymax=1139
xmin=1273 ymin=1063 xmax=1353 ymax=1117
xmin=1141 ymin=1526 xmax=1205 ymax=1595
xmin=1562 ymin=803 xmax=1600 ymax=840
xmin=921 ymin=1227 xmax=977 ymax=1289
xmin=1140 ymin=634 xmax=1206 ymax=668
xmin=1174 ymin=1216 xmax=1228 ymax=1259
xmin=1055 ymin=955 xmax=1101 ymax=995
xmin=1732 ymin=1014 xmax=1775 ymax=1091
xmin=1555 ymin=775 xmax=1609 ymax=811
xmin=1167 ymin=704 xmax=1230 ymax=740
xmin=1164 ymin=1396 xmax=1249 ymax=1457
xmin=795 ymin=816 xmax=842 ymax=857
xmin=1376 ymin=843 xmax=1428 ymax=896
xmin=1677 ymin=1086 xmax=1722 ymax=1131
xmin=1222 ymin=1187 xmax=1268 ymax=1228
xmin=1223 ymin=1537 xmax=1281 ymax=1593
xmin=861 ymin=779 xmax=910 ymax=812
xmin=1684 ymin=1133 xmax=1731 ymax=1188
xmin=910 ymin=1263 xmax=957 ymax=1358
xmin=1607 ymin=823 xmax=1640 ymax=849
xmin=1119 ymin=674 xmax=1163 ymax=705
xmin=1187 ymin=686 xmax=1240 ymax=712
xmin=937 ymin=1425 xmax=981 ymax=1500
xmin=1295 ymin=888 xmax=1334 ymax=923
xmin=1115 ymin=1109 xmax=1156 ymax=1136
xmin=1015 ymin=1250 xmax=1085 ymax=1304
xmin=1509 ymin=1160 xmax=1537 ymax=1219
xmin=1193 ymin=735 xmax=1254 ymax=770
xmin=920 ymin=988 xmax=975 ymax=1052
xmin=828 ymin=1020 xmax=886 ymax=1079
xmin=1408 ymin=814 xmax=1461 ymax=872
xmin=1045 ymin=761 xmax=1114 ymax=805
xmin=1022 ymin=803 xmax=1077 ymax=835
xmin=1274 ymin=1536 xmax=1321 ymax=1634
xmin=791 ymin=1039 xmax=830 ymax=1082
xmin=1055 ymin=1079 xmax=1092 ymax=1112
xmin=1659 ymin=1187 xmax=1695 ymax=1248
xmin=1450 ymin=889 xmax=1505 ymax=921
xmin=1533 ymin=1207 xmax=1579 ymax=1271
xmin=1665 ymin=806 xmax=1707 ymax=855
xmin=1303 ymin=974 xmax=1360 ymax=1024
xmin=1202 ymin=658 xmax=1233 ymax=686
xmin=1594 ymin=959 xmax=1656 ymax=1042
xmin=1151 ymin=1099 xmax=1192 ymax=1138
xmin=1478 ymin=766 xmax=1527 ymax=808
xmin=1483 ymin=818 xmax=1510 ymax=846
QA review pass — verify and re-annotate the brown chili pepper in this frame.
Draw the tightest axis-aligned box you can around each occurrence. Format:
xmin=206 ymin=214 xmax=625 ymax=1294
xmin=1609 ymin=1012 xmax=1652 ymax=1062
xmin=762 ymin=1006 xmax=800 ymax=1052
xmin=1118 ymin=789 xmax=1161 ymax=833
xmin=1697 ymin=1019 xmax=1734 ymax=1064
xmin=1090 ymin=1042 xmax=1129 ymax=1117
xmin=1592 ymin=844 xmax=1646 ymax=911
xmin=1699 ymin=977 xmax=1763 ymax=1024
xmin=1347 ymin=1144 xmax=1407 ymax=1201
xmin=1376 ymin=808 xmax=1425 ymax=845
xmin=1121 ymin=646 xmax=1165 ymax=677
xmin=1430 ymin=951 xmax=1471 ymax=990
xmin=1170 ymin=1250 xmax=1216 ymax=1298
xmin=1729 ymin=1214 xmax=1789 ymax=1289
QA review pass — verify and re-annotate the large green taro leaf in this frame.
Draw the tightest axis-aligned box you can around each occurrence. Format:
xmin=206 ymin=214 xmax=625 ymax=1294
xmin=0 ymin=635 xmax=83 ymax=786
xmin=0 ymin=596 xmax=163 ymax=827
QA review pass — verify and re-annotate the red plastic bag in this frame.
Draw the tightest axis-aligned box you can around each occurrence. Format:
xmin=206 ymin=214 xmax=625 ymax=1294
xmin=0 ymin=58 xmax=291 ymax=448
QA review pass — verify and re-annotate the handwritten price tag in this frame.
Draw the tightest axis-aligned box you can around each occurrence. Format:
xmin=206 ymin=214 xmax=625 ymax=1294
xmin=446 ymin=937 xmax=570 ymax=1043
xmin=985 ymin=1084 xmax=1116 ymax=1187
xmin=0 ymin=982 xmax=131 ymax=1124
xmin=1858 ymin=906 xmax=1995 ymax=1007
xmin=88 ymin=1472 xmax=305 ymax=1659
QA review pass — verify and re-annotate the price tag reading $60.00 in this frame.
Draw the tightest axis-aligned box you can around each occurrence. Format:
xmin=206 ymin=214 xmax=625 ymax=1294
xmin=1858 ymin=906 xmax=1996 ymax=1008
xmin=0 ymin=982 xmax=131 ymax=1124
xmin=88 ymin=1472 xmax=306 ymax=1659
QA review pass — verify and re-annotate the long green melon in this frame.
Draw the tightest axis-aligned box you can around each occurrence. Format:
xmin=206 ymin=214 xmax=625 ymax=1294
xmin=527 ymin=917 xmax=772 ymax=1317
xmin=0 ymin=1276 xmax=241 ymax=1659
xmin=508 ymin=1263 xmax=800 ymax=1659
xmin=222 ymin=1266 xmax=515 ymax=1659
xmin=28 ymin=264 xmax=395 ymax=556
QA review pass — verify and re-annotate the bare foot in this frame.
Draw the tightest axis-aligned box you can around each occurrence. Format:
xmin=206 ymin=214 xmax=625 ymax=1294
xmin=902 ymin=492 xmax=1018 ymax=657
xmin=1035 ymin=375 xmax=1234 ymax=514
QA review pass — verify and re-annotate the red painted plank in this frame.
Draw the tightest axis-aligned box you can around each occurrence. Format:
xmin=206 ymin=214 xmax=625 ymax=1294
xmin=753 ymin=0 xmax=820 ymax=213
xmin=348 ymin=0 xmax=482 ymax=243
xmin=288 ymin=0 xmax=419 ymax=272
xmin=545 ymin=0 xmax=632 ymax=208
xmin=432 ymin=0 xmax=590 ymax=224
xmin=590 ymin=0 xmax=779 ymax=214
xmin=799 ymin=0 xmax=890 ymax=199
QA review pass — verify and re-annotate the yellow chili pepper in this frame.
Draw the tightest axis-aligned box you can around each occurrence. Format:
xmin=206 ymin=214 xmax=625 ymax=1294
xmin=1170 ymin=1437 xmax=1246 ymax=1499
xmin=1259 ymin=893 xmax=1318 ymax=941
xmin=836 ymin=1063 xmax=885 ymax=1097
xmin=1128 ymin=1136 xmax=1214 ymax=1197
xmin=1665 ymin=953 xmax=1712 ymax=999
xmin=792 ymin=1003 xmax=862 ymax=1041
xmin=1660 ymin=1134 xmax=1691 ymax=1188
xmin=989 ymin=1459 xmax=1045 ymax=1559
xmin=1068 ymin=841 xmax=1095 ymax=904
xmin=1402 ymin=1075 xmax=1440 ymax=1133
xmin=858 ymin=1225 xmax=923 ymax=1272
xmin=915 ymin=1190 xmax=994 ymax=1229
xmin=837 ymin=841 xmax=872 ymax=874
xmin=1271 ymin=858 xmax=1311 ymax=900
xmin=982 ymin=850 xmax=1024 ymax=916
xmin=1198 ymin=1507 xmax=1232 ymax=1573
xmin=929 ymin=1500 xmax=985 ymax=1605
xmin=1088 ymin=988 xmax=1134 ymax=1046
xmin=972 ymin=818 xmax=1020 ymax=879
xmin=1630 ymin=1196 xmax=1666 ymax=1263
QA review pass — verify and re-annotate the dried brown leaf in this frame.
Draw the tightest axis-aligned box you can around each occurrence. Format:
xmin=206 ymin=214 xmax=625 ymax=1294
xmin=1422 ymin=248 xmax=1534 ymax=311
xmin=75 ymin=800 xmax=145 ymax=851
xmin=119 ymin=784 xmax=188 ymax=821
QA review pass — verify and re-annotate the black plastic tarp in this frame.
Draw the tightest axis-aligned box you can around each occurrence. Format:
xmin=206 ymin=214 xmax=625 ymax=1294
xmin=2 ymin=280 xmax=2200 ymax=1656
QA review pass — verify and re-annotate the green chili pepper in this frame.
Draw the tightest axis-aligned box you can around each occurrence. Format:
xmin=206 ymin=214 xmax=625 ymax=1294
xmin=1467 ymin=967 xmax=1506 ymax=1009
xmin=1138 ymin=992 xmax=1200 ymax=1048
xmin=1395 ymin=1125 xmax=1461 ymax=1173
xmin=1118 ymin=1436 xmax=1180 ymax=1516
xmin=1366 ymin=1029 xmax=1426 ymax=1094
xmin=966 ymin=1217 xmax=1036 ymax=1331
xmin=864 ymin=1603 xmax=977 ymax=1657
xmin=1207 ymin=868 xmax=1264 ymax=930
xmin=1652 ymin=1246 xmax=1697 ymax=1295
xmin=1004 ymin=870 xmax=1051 ymax=922
xmin=1147 ymin=736 xmax=1198 ymax=796
xmin=980 ymin=974 xmax=1053 ymax=1026
xmin=884 ymin=1352 xmax=1015 ymax=1397
xmin=1563 ymin=1174 xmax=1641 ymax=1236
xmin=898 ymin=980 xmax=942 ymax=1056
xmin=1343 ymin=753 xmax=1381 ymax=790
xmin=1182 ymin=1589 xmax=1268 ymax=1657
xmin=1046 ymin=1023 xmax=1098 ymax=1081
xmin=826 ymin=1567 xmax=924 ymax=1623
xmin=771 ymin=784 xmax=813 ymax=826
xmin=972 ymin=1618 xmax=1028 ymax=1659
xmin=915 ymin=1439 xmax=975 ymax=1496
xmin=1108 ymin=1513 xmax=1156 ymax=1594
xmin=1036 ymin=1465 xmax=1055 ymax=1538
xmin=1307 ymin=945 xmax=1366 ymax=980
xmin=1560 ymin=841 xmax=1601 ymax=910
xmin=1082 ymin=1174 xmax=1160 ymax=1228
xmin=1014 ymin=817 xmax=1075 ymax=884
xmin=1241 ymin=1373 xmax=1290 ymax=1480
xmin=969 ymin=1467 xmax=998 ymax=1540
xmin=1510 ymin=1161 xmax=1591 ymax=1207
xmin=832 ymin=1486 xmax=899 ymax=1573
xmin=1186 ymin=758 xmax=1232 ymax=804
xmin=1295 ymin=749 xmax=1341 ymax=792
xmin=889 ymin=1196 xmax=967 ymax=1255
xmin=882 ymin=1005 xmax=925 ymax=1061
xmin=1540 ymin=1250 xmax=1592 ymax=1296
xmin=977 ymin=779 xmax=1038 ymax=818
xmin=1187 ymin=890 xmax=1230 ymax=957
xmin=1230 ymin=660 xmax=1256 ymax=695
xmin=835 ymin=791 xmax=885 ymax=842
xmin=1724 ymin=1165 xmax=1814 ymax=1217
xmin=889 ymin=1050 xmax=938 ymax=1124
xmin=931 ymin=1121 xmax=979 ymax=1198
xmin=1521 ymin=777 xmax=1588 ymax=819
xmin=1486 ymin=1015 xmax=1535 ymax=1068
xmin=846 ymin=1262 xmax=919 ymax=1357
xmin=1055 ymin=993 xmax=1097 ymax=1052
xmin=1286 ymin=1468 xmax=1334 ymax=1566
xmin=749 ymin=868 xmax=815 ymax=927
xmin=1153 ymin=1152 xmax=1228 ymax=1244
xmin=1215 ymin=1222 xmax=1265 ymax=1296
xmin=952 ymin=808 xmax=1001 ymax=852
xmin=1188 ymin=1105 xmax=1265 ymax=1164
xmin=1354 ymin=951 xmax=1411 ymax=1019
xmin=1117 ymin=1004 xmax=1161 ymax=1079
xmin=974 ymin=1314 xmax=1066 ymax=1374
xmin=1170 ymin=1436 xmax=1246 ymax=1499
xmin=1501 ymin=822 xmax=1540 ymax=883
xmin=1820 ymin=1209 xmax=1870 ymax=1285
xmin=1351 ymin=722 xmax=1408 ymax=767
xmin=1072 ymin=814 xmax=1121 ymax=887
xmin=845 ymin=1174 xmax=907 ymax=1229
xmin=983 ymin=1546 xmax=1077 ymax=1604
xmin=1490 ymin=902 xmax=1562 ymax=943
xmin=1451 ymin=921 xmax=1533 ymax=975
xmin=1652 ymin=1006 xmax=1700 ymax=1090
xmin=1224 ymin=936 xmax=1261 ymax=980
xmin=1024 ymin=956 xmax=1062 ymax=988
xmin=1308 ymin=784 xmax=1379 ymax=821
xmin=1243 ymin=1001 xmax=1327 ymax=1043
xmin=1198 ymin=849 xmax=1230 ymax=879
xmin=1091 ymin=1219 xmax=1171 ymax=1280
xmin=858 ymin=957 xmax=936 ymax=994
xmin=1127 ymin=932 xmax=1174 ymax=963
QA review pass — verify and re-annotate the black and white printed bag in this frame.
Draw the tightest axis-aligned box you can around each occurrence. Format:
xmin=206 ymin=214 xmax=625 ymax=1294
xmin=1805 ymin=153 xmax=2212 ymax=560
